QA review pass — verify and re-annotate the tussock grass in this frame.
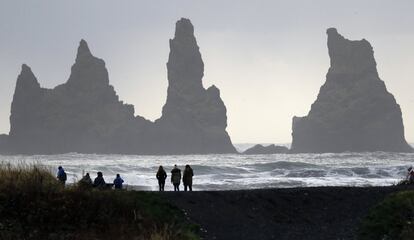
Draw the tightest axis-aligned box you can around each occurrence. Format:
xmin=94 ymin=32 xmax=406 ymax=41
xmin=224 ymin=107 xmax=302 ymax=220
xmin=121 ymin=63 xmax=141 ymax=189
xmin=358 ymin=190 xmax=414 ymax=240
xmin=0 ymin=163 xmax=199 ymax=240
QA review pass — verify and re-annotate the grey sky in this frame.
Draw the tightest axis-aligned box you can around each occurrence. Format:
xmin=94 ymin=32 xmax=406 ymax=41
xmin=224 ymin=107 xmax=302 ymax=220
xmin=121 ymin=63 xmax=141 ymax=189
xmin=1 ymin=0 xmax=413 ymax=143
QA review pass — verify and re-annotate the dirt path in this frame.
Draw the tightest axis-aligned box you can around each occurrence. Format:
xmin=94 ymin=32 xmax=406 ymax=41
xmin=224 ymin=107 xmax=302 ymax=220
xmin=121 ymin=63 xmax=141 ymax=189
xmin=163 ymin=186 xmax=412 ymax=240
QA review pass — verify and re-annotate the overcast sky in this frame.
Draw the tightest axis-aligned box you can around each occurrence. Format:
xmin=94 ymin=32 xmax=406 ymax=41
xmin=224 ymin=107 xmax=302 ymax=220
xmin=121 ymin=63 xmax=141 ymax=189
xmin=0 ymin=0 xmax=413 ymax=144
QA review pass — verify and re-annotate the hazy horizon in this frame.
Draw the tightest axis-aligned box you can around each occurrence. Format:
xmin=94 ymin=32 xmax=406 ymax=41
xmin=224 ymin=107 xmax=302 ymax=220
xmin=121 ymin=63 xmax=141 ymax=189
xmin=1 ymin=0 xmax=413 ymax=144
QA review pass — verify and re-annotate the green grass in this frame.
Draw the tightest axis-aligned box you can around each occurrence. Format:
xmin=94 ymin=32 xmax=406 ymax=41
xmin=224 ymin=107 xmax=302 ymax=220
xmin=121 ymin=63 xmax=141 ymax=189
xmin=358 ymin=190 xmax=414 ymax=240
xmin=0 ymin=163 xmax=199 ymax=240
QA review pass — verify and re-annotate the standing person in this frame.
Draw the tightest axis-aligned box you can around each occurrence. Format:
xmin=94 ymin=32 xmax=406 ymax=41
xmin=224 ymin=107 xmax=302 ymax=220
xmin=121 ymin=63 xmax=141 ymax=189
xmin=183 ymin=165 xmax=194 ymax=192
xmin=156 ymin=166 xmax=167 ymax=191
xmin=113 ymin=174 xmax=124 ymax=189
xmin=56 ymin=166 xmax=67 ymax=186
xmin=93 ymin=172 xmax=106 ymax=189
xmin=171 ymin=165 xmax=181 ymax=191
xmin=407 ymin=167 xmax=414 ymax=184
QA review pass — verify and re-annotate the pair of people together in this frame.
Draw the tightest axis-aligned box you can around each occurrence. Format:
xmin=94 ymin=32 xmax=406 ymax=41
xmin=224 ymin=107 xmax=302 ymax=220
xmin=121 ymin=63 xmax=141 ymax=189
xmin=156 ymin=164 xmax=194 ymax=192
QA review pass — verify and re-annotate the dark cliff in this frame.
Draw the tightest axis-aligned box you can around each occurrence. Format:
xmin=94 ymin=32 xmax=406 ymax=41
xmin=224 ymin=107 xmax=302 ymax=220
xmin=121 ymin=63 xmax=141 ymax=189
xmin=5 ymin=18 xmax=236 ymax=155
xmin=155 ymin=18 xmax=236 ymax=154
xmin=291 ymin=28 xmax=412 ymax=153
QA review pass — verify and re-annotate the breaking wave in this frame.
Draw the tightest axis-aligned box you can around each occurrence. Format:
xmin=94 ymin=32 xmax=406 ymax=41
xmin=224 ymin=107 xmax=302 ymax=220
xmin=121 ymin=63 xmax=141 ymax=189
xmin=1 ymin=151 xmax=413 ymax=191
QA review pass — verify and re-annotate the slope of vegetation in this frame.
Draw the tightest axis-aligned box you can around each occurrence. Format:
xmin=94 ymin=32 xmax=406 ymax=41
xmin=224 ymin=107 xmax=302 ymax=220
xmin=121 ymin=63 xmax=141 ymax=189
xmin=0 ymin=163 xmax=199 ymax=240
xmin=358 ymin=190 xmax=414 ymax=240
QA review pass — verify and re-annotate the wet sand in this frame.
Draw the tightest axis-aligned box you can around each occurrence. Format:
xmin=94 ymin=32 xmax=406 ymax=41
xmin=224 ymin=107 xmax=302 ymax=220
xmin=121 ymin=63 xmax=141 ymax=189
xmin=162 ymin=186 xmax=413 ymax=240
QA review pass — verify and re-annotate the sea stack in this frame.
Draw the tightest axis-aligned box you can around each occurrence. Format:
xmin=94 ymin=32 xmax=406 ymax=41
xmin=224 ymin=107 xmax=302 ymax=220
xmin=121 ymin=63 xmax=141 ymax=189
xmin=291 ymin=28 xmax=412 ymax=153
xmin=155 ymin=18 xmax=236 ymax=154
xmin=243 ymin=144 xmax=289 ymax=155
xmin=5 ymin=18 xmax=236 ymax=155
xmin=8 ymin=40 xmax=141 ymax=154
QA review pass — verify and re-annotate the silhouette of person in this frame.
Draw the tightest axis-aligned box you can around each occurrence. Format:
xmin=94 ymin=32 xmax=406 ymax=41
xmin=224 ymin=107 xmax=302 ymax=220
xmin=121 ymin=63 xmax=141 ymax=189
xmin=156 ymin=165 xmax=167 ymax=191
xmin=113 ymin=174 xmax=124 ymax=189
xmin=93 ymin=172 xmax=106 ymax=189
xmin=79 ymin=172 xmax=93 ymax=187
xmin=183 ymin=165 xmax=194 ymax=191
xmin=171 ymin=165 xmax=181 ymax=192
xmin=407 ymin=167 xmax=414 ymax=184
xmin=56 ymin=166 xmax=67 ymax=186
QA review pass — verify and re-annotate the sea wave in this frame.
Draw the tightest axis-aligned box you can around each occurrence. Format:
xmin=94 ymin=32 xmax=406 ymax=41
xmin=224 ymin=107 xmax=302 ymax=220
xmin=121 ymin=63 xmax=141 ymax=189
xmin=1 ymin=152 xmax=414 ymax=191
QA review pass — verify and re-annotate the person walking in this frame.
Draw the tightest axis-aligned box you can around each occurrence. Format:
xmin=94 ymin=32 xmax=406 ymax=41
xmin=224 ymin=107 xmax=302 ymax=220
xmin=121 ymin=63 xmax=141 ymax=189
xmin=113 ymin=174 xmax=124 ymax=189
xmin=56 ymin=166 xmax=67 ymax=186
xmin=171 ymin=165 xmax=181 ymax=191
xmin=156 ymin=166 xmax=167 ymax=191
xmin=93 ymin=172 xmax=106 ymax=189
xmin=183 ymin=165 xmax=194 ymax=192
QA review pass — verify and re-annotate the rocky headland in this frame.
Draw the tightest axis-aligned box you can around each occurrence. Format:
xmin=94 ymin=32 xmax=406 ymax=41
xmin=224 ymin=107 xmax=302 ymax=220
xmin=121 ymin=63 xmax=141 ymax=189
xmin=4 ymin=18 xmax=236 ymax=155
xmin=291 ymin=28 xmax=412 ymax=153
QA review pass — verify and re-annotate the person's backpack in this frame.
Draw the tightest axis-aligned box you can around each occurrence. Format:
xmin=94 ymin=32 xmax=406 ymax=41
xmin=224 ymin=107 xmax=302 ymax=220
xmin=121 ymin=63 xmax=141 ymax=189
xmin=60 ymin=171 xmax=67 ymax=181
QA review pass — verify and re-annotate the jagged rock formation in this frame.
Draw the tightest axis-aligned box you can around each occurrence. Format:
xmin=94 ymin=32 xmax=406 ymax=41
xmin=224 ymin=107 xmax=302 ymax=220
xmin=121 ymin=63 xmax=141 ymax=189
xmin=5 ymin=18 xmax=236 ymax=155
xmin=154 ymin=18 xmax=236 ymax=154
xmin=243 ymin=144 xmax=289 ymax=154
xmin=0 ymin=134 xmax=8 ymax=153
xmin=8 ymin=43 xmax=146 ymax=154
xmin=291 ymin=28 xmax=412 ymax=153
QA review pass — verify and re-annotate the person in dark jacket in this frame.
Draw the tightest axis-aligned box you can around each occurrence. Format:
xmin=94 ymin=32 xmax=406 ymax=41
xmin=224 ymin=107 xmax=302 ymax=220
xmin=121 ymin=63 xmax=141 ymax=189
xmin=113 ymin=174 xmax=124 ymax=189
xmin=93 ymin=172 xmax=106 ymax=189
xmin=79 ymin=172 xmax=93 ymax=188
xmin=156 ymin=166 xmax=167 ymax=191
xmin=171 ymin=165 xmax=181 ymax=192
xmin=407 ymin=167 xmax=414 ymax=184
xmin=183 ymin=165 xmax=194 ymax=191
xmin=56 ymin=166 xmax=67 ymax=186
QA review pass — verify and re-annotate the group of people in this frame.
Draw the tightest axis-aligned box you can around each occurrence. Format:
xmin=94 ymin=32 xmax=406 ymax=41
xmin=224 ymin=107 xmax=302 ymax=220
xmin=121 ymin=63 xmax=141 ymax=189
xmin=156 ymin=164 xmax=194 ymax=192
xmin=57 ymin=166 xmax=124 ymax=189
xmin=56 ymin=164 xmax=194 ymax=191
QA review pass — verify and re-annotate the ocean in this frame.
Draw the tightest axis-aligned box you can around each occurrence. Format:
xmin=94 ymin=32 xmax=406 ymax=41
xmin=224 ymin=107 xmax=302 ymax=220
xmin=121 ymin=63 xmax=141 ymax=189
xmin=1 ymin=147 xmax=414 ymax=191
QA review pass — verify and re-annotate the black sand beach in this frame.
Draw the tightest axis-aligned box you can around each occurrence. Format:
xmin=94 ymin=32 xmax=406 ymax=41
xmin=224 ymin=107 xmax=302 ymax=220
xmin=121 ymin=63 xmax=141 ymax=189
xmin=163 ymin=186 xmax=413 ymax=240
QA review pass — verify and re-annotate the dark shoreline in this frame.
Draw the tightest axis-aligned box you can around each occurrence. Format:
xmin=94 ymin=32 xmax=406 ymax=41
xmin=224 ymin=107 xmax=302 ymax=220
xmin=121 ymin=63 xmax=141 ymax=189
xmin=162 ymin=185 xmax=414 ymax=240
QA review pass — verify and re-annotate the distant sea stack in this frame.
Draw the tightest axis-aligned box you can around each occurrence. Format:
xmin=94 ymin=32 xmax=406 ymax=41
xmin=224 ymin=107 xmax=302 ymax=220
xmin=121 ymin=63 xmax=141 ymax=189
xmin=5 ymin=18 xmax=236 ymax=155
xmin=155 ymin=18 xmax=236 ymax=154
xmin=291 ymin=28 xmax=412 ymax=153
xmin=243 ymin=144 xmax=289 ymax=155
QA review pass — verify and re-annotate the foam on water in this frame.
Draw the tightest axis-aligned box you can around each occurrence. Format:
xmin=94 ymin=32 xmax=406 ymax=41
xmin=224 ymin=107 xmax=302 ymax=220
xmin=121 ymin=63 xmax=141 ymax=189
xmin=0 ymin=152 xmax=413 ymax=191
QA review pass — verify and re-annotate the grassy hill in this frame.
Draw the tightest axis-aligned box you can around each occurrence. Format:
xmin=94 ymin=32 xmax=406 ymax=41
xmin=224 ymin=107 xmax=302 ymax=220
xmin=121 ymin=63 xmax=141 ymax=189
xmin=0 ymin=164 xmax=199 ymax=240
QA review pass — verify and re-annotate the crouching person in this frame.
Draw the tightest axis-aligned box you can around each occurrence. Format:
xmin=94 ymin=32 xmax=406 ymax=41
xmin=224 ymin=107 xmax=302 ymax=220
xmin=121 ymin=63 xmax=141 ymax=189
xmin=113 ymin=174 xmax=124 ymax=190
xmin=78 ymin=172 xmax=93 ymax=189
xmin=93 ymin=172 xmax=106 ymax=189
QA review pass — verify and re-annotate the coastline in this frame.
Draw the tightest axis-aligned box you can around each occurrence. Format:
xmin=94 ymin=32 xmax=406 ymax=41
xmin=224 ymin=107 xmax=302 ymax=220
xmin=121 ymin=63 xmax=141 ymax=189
xmin=161 ymin=185 xmax=414 ymax=240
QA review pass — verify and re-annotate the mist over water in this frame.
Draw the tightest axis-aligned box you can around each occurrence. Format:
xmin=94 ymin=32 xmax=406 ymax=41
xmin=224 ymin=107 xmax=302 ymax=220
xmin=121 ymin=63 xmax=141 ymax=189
xmin=1 ymin=150 xmax=413 ymax=191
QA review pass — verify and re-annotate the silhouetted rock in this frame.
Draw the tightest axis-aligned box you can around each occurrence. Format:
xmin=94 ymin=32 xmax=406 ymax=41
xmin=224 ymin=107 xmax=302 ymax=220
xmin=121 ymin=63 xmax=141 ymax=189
xmin=243 ymin=144 xmax=289 ymax=154
xmin=8 ymin=42 xmax=141 ymax=154
xmin=0 ymin=134 xmax=8 ymax=153
xmin=6 ymin=18 xmax=236 ymax=155
xmin=155 ymin=18 xmax=236 ymax=154
xmin=291 ymin=28 xmax=412 ymax=153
